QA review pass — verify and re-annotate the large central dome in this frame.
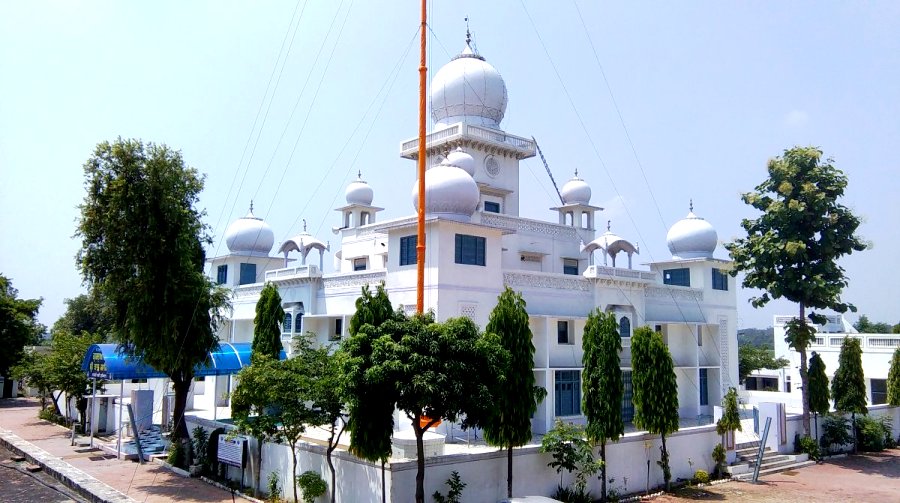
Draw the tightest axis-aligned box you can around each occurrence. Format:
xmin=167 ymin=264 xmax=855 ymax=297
xmin=429 ymin=41 xmax=508 ymax=128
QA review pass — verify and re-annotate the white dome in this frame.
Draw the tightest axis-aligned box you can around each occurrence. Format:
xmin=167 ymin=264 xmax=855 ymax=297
xmin=445 ymin=148 xmax=476 ymax=176
xmin=345 ymin=172 xmax=374 ymax=206
xmin=666 ymin=210 xmax=718 ymax=259
xmin=429 ymin=42 xmax=508 ymax=128
xmin=411 ymin=163 xmax=479 ymax=222
xmin=225 ymin=206 xmax=275 ymax=256
xmin=560 ymin=172 xmax=591 ymax=205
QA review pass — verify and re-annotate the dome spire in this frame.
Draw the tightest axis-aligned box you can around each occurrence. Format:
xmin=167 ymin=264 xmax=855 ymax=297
xmin=689 ymin=198 xmax=693 ymax=213
xmin=249 ymin=200 xmax=254 ymax=213
xmin=465 ymin=16 xmax=471 ymax=46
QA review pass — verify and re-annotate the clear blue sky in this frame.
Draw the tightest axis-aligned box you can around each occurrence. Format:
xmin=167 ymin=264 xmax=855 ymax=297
xmin=2 ymin=1 xmax=898 ymax=330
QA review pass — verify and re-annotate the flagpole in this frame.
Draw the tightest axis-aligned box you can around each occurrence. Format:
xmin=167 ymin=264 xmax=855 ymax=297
xmin=415 ymin=0 xmax=427 ymax=313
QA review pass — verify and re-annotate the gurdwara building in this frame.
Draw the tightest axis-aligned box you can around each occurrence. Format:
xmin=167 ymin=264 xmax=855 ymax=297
xmin=207 ymin=39 xmax=739 ymax=434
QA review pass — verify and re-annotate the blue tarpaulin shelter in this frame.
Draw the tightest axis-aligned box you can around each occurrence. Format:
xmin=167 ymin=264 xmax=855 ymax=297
xmin=80 ymin=342 xmax=286 ymax=380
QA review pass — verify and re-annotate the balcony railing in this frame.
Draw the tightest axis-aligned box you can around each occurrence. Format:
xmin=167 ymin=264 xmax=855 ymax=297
xmin=584 ymin=265 xmax=657 ymax=282
xmin=264 ymin=264 xmax=321 ymax=281
xmin=400 ymin=123 xmax=536 ymax=158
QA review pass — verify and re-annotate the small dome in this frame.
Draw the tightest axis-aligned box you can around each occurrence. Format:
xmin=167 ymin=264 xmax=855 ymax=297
xmin=666 ymin=207 xmax=717 ymax=259
xmin=429 ymin=41 xmax=508 ymax=128
xmin=444 ymin=148 xmax=476 ymax=176
xmin=411 ymin=163 xmax=479 ymax=222
xmin=225 ymin=204 xmax=275 ymax=256
xmin=560 ymin=171 xmax=591 ymax=205
xmin=345 ymin=172 xmax=374 ymax=206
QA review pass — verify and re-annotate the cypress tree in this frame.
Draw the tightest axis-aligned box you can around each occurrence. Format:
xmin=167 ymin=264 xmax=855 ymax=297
xmin=831 ymin=337 xmax=867 ymax=452
xmin=808 ymin=352 xmax=830 ymax=440
xmin=252 ymin=282 xmax=284 ymax=360
xmin=888 ymin=348 xmax=900 ymax=406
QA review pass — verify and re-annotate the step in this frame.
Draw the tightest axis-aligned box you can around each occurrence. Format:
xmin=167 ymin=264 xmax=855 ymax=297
xmin=736 ymin=446 xmax=768 ymax=457
xmin=734 ymin=460 xmax=816 ymax=481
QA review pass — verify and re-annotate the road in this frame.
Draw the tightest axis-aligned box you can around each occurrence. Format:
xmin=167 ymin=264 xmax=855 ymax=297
xmin=0 ymin=442 xmax=87 ymax=503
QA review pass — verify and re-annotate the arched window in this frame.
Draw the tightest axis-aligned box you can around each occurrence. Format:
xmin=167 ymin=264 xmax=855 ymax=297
xmin=361 ymin=211 xmax=370 ymax=225
xmin=283 ymin=313 xmax=292 ymax=333
xmin=619 ymin=316 xmax=631 ymax=338
xmin=294 ymin=312 xmax=303 ymax=332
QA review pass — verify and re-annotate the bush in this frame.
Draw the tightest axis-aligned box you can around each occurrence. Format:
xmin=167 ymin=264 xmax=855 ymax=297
xmin=794 ymin=434 xmax=821 ymax=461
xmin=296 ymin=471 xmax=326 ymax=503
xmin=693 ymin=469 xmax=710 ymax=484
xmin=879 ymin=415 xmax=896 ymax=449
xmin=267 ymin=471 xmax=280 ymax=502
xmin=433 ymin=471 xmax=466 ymax=503
xmin=191 ymin=426 xmax=209 ymax=470
xmin=820 ymin=414 xmax=852 ymax=454
xmin=711 ymin=443 xmax=726 ymax=477
xmin=855 ymin=416 xmax=887 ymax=452
xmin=551 ymin=485 xmax=594 ymax=503
xmin=38 ymin=408 xmax=63 ymax=424
xmin=167 ymin=438 xmax=187 ymax=469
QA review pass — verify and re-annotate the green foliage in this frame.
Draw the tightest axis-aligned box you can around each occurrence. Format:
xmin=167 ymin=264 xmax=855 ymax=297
xmin=794 ymin=434 xmax=821 ymax=461
xmin=808 ymin=352 xmax=830 ymax=415
xmin=76 ymin=138 xmax=231 ymax=440
xmin=191 ymin=426 xmax=209 ymax=471
xmin=539 ymin=419 xmax=601 ymax=494
xmin=887 ymin=348 xmax=900 ymax=406
xmin=716 ymin=388 xmax=742 ymax=436
xmin=432 ymin=471 xmax=466 ymax=503
xmin=267 ymin=471 xmax=281 ymax=502
xmin=738 ymin=344 xmax=789 ymax=383
xmin=725 ymin=146 xmax=866 ymax=435
xmin=820 ymin=414 xmax=852 ymax=454
xmin=854 ymin=415 xmax=891 ymax=452
xmin=51 ymin=294 xmax=112 ymax=341
xmin=296 ymin=471 xmax=326 ymax=503
xmin=631 ymin=326 xmax=678 ymax=490
xmin=693 ymin=469 xmax=710 ymax=485
xmin=551 ymin=485 xmax=594 ymax=503
xmin=482 ymin=287 xmax=545 ymax=498
xmin=46 ymin=330 xmax=105 ymax=425
xmin=12 ymin=351 xmax=53 ymax=409
xmin=737 ymin=327 xmax=774 ymax=348
xmin=252 ymin=283 xmax=284 ymax=360
xmin=167 ymin=438 xmax=187 ymax=469
xmin=0 ymin=274 xmax=44 ymax=376
xmin=231 ymin=354 xmax=283 ymax=492
xmin=711 ymin=443 xmax=726 ymax=478
xmin=831 ymin=337 xmax=867 ymax=415
xmin=853 ymin=315 xmax=894 ymax=334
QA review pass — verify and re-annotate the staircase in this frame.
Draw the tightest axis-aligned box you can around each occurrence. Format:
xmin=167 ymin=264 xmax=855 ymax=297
xmin=730 ymin=441 xmax=815 ymax=480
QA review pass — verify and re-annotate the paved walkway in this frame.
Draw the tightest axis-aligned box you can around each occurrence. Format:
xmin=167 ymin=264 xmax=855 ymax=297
xmin=0 ymin=398 xmax=239 ymax=503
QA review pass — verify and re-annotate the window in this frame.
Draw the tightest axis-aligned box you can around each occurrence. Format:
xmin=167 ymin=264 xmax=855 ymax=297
xmin=294 ymin=312 xmax=303 ymax=332
xmin=130 ymin=378 xmax=148 ymax=384
xmin=557 ymin=321 xmax=571 ymax=344
xmin=663 ymin=268 xmax=690 ymax=287
xmin=871 ymin=379 xmax=887 ymax=405
xmin=239 ymin=263 xmax=257 ymax=285
xmin=353 ymin=258 xmax=367 ymax=271
xmin=563 ymin=259 xmax=578 ymax=276
xmin=332 ymin=318 xmax=343 ymax=341
xmin=619 ymin=316 xmax=631 ymax=338
xmin=216 ymin=265 xmax=227 ymax=285
xmin=697 ymin=326 xmax=703 ymax=346
xmin=484 ymin=201 xmax=500 ymax=213
xmin=555 ymin=370 xmax=581 ymax=416
xmin=622 ymin=371 xmax=634 ymax=422
xmin=699 ymin=368 xmax=709 ymax=406
xmin=712 ymin=268 xmax=728 ymax=291
xmin=283 ymin=313 xmax=292 ymax=333
xmin=785 ymin=375 xmax=791 ymax=393
xmin=400 ymin=235 xmax=417 ymax=266
xmin=455 ymin=234 xmax=486 ymax=266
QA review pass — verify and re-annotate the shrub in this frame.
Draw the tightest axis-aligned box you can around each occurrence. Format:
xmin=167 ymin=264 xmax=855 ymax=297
xmin=296 ymin=471 xmax=326 ymax=503
xmin=267 ymin=470 xmax=280 ymax=502
xmin=191 ymin=426 xmax=209 ymax=471
xmin=820 ymin=414 xmax=852 ymax=454
xmin=693 ymin=469 xmax=710 ymax=485
xmin=167 ymin=438 xmax=187 ymax=469
xmin=879 ymin=415 xmax=896 ymax=449
xmin=432 ymin=471 xmax=466 ymax=503
xmin=711 ymin=443 xmax=726 ymax=477
xmin=551 ymin=485 xmax=594 ymax=503
xmin=794 ymin=434 xmax=821 ymax=461
xmin=855 ymin=416 xmax=886 ymax=452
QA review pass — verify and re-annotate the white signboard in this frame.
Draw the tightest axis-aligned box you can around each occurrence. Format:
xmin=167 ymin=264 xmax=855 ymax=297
xmin=217 ymin=435 xmax=246 ymax=468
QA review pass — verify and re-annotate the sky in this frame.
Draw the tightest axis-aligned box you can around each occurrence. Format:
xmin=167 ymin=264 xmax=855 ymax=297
xmin=1 ymin=1 xmax=898 ymax=331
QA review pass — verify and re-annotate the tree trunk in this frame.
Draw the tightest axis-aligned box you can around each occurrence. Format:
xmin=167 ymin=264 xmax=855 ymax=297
xmin=291 ymin=443 xmax=299 ymax=503
xmin=799 ymin=304 xmax=811 ymax=436
xmin=171 ymin=377 xmax=191 ymax=441
xmin=256 ymin=437 xmax=264 ymax=496
xmin=52 ymin=391 xmax=63 ymax=417
xmin=661 ymin=433 xmax=670 ymax=492
xmin=507 ymin=446 xmax=513 ymax=498
xmin=381 ymin=459 xmax=386 ymax=503
xmin=414 ymin=419 xmax=426 ymax=503
xmin=327 ymin=427 xmax=337 ymax=503
xmin=600 ymin=441 xmax=607 ymax=502
xmin=814 ymin=412 xmax=819 ymax=444
xmin=851 ymin=412 xmax=857 ymax=454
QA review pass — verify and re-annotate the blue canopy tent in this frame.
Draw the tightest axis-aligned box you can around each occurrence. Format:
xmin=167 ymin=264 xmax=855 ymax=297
xmin=80 ymin=342 xmax=286 ymax=454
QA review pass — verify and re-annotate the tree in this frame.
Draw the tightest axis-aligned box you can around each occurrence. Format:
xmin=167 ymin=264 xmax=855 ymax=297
xmin=231 ymin=354 xmax=282 ymax=496
xmin=888 ymin=348 xmax=900 ymax=406
xmin=482 ymin=287 xmax=546 ymax=499
xmin=581 ymin=309 xmax=622 ymax=502
xmin=45 ymin=329 xmax=105 ymax=427
xmin=853 ymin=315 xmax=893 ymax=334
xmin=808 ymin=352 xmax=830 ymax=439
xmin=76 ymin=138 xmax=230 ymax=441
xmin=831 ymin=337 xmax=867 ymax=452
xmin=631 ymin=326 xmax=679 ymax=491
xmin=725 ymin=146 xmax=866 ymax=436
xmin=539 ymin=419 xmax=599 ymax=496
xmin=715 ymin=387 xmax=742 ymax=474
xmin=0 ymin=274 xmax=44 ymax=380
xmin=738 ymin=344 xmax=789 ymax=384
xmin=252 ymin=283 xmax=284 ymax=360
xmin=11 ymin=351 xmax=52 ymax=410
xmin=52 ymin=294 xmax=112 ymax=341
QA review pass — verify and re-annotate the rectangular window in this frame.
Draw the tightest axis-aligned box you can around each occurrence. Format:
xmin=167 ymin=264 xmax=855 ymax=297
xmin=712 ymin=268 xmax=728 ymax=291
xmin=871 ymin=378 xmax=887 ymax=405
xmin=699 ymin=368 xmax=709 ymax=406
xmin=399 ymin=235 xmax=417 ymax=266
xmin=557 ymin=320 xmax=571 ymax=344
xmin=697 ymin=325 xmax=703 ymax=346
xmin=239 ymin=263 xmax=257 ymax=285
xmin=663 ymin=268 xmax=690 ymax=287
xmin=353 ymin=258 xmax=367 ymax=271
xmin=622 ymin=371 xmax=634 ymax=422
xmin=484 ymin=201 xmax=500 ymax=213
xmin=555 ymin=370 xmax=581 ymax=416
xmin=332 ymin=318 xmax=343 ymax=341
xmin=455 ymin=234 xmax=486 ymax=266
xmin=563 ymin=259 xmax=578 ymax=276
xmin=216 ymin=265 xmax=227 ymax=285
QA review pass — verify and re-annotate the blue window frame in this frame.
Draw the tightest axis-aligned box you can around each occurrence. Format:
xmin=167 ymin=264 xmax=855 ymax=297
xmin=294 ymin=313 xmax=303 ymax=332
xmin=555 ymin=370 xmax=581 ymax=416
xmin=712 ymin=268 xmax=728 ymax=291
xmin=699 ymin=368 xmax=709 ymax=406
xmin=400 ymin=235 xmax=417 ymax=266
xmin=557 ymin=321 xmax=570 ymax=344
xmin=216 ymin=265 xmax=227 ymax=285
xmin=484 ymin=201 xmax=500 ymax=213
xmin=455 ymin=234 xmax=486 ymax=266
xmin=622 ymin=371 xmax=634 ymax=422
xmin=663 ymin=268 xmax=690 ymax=287
xmin=283 ymin=313 xmax=292 ymax=333
xmin=619 ymin=316 xmax=631 ymax=338
xmin=239 ymin=263 xmax=257 ymax=285
xmin=563 ymin=259 xmax=578 ymax=275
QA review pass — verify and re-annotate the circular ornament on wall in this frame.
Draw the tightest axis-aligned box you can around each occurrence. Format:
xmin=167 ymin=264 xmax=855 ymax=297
xmin=484 ymin=155 xmax=501 ymax=178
